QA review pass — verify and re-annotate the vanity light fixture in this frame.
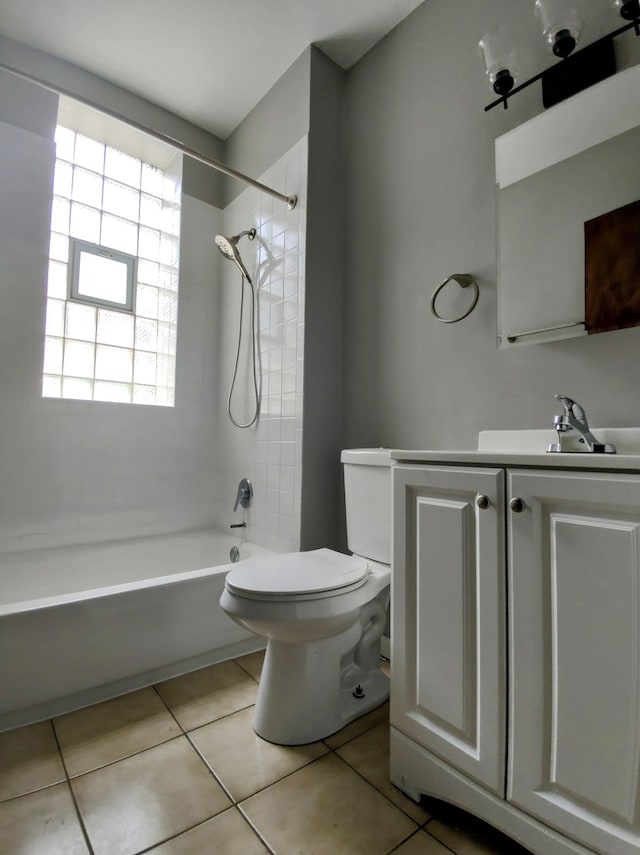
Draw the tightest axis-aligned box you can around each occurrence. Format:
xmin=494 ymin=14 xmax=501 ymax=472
xmin=481 ymin=0 xmax=639 ymax=111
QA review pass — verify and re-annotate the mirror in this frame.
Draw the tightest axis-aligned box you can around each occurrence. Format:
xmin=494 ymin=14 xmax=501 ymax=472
xmin=496 ymin=62 xmax=640 ymax=347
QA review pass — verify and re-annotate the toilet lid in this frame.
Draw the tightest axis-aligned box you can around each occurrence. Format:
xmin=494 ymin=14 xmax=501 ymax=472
xmin=225 ymin=548 xmax=368 ymax=598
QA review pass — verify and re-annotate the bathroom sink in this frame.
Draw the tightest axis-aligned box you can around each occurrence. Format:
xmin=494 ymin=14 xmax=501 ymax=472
xmin=478 ymin=428 xmax=640 ymax=455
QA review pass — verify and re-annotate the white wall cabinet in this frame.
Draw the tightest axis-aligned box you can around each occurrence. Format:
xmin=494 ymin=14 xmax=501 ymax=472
xmin=391 ymin=463 xmax=640 ymax=855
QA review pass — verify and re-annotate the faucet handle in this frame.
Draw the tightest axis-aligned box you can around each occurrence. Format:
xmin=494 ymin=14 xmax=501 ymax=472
xmin=233 ymin=478 xmax=253 ymax=512
xmin=554 ymin=394 xmax=586 ymax=422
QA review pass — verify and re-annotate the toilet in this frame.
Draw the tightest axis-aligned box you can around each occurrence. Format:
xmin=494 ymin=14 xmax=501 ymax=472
xmin=220 ymin=448 xmax=391 ymax=745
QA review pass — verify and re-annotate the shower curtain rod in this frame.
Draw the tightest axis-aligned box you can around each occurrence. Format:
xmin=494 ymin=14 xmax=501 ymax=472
xmin=0 ymin=61 xmax=298 ymax=210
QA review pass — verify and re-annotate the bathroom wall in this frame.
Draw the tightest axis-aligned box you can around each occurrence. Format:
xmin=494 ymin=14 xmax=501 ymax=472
xmin=0 ymin=70 xmax=224 ymax=552
xmin=215 ymin=47 xmax=346 ymax=554
xmin=212 ymin=139 xmax=307 ymax=553
xmin=344 ymin=0 xmax=640 ymax=451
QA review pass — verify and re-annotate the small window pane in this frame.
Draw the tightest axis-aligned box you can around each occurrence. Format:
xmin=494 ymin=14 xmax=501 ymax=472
xmin=64 ymin=340 xmax=95 ymax=378
xmin=134 ymin=317 xmax=157 ymax=351
xmin=94 ymin=381 xmax=132 ymax=403
xmin=101 ymin=213 xmax=138 ymax=255
xmin=75 ymin=134 xmax=105 ymax=172
xmin=105 ymin=147 xmax=141 ymax=187
xmin=55 ymin=126 xmax=75 ymax=161
xmin=141 ymin=163 xmax=163 ymax=196
xmin=97 ymin=309 xmax=134 ymax=348
xmin=53 ymin=160 xmax=73 ymax=198
xmin=45 ymin=299 xmax=65 ymax=337
xmin=43 ymin=336 xmax=63 ymax=374
xmin=43 ymin=374 xmax=62 ymax=398
xmin=136 ymin=284 xmax=158 ymax=319
xmin=50 ymin=196 xmax=70 ymax=233
xmin=103 ymin=179 xmax=140 ymax=221
xmin=66 ymin=302 xmax=97 ymax=341
xmin=47 ymin=261 xmax=68 ymax=299
xmin=62 ymin=376 xmax=93 ymax=400
xmin=70 ymin=203 xmax=101 ymax=243
xmin=72 ymin=167 xmax=103 ymax=207
xmin=75 ymin=246 xmax=130 ymax=306
xmin=95 ymin=344 xmax=133 ymax=382
xmin=50 ymin=232 xmax=69 ymax=263
xmin=134 ymin=350 xmax=157 ymax=385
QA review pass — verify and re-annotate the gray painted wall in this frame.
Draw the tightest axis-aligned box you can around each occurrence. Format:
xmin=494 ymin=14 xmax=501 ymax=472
xmin=223 ymin=48 xmax=311 ymax=207
xmin=343 ymin=0 xmax=640 ymax=451
xmin=0 ymin=35 xmax=226 ymax=207
xmin=300 ymin=49 xmax=346 ymax=551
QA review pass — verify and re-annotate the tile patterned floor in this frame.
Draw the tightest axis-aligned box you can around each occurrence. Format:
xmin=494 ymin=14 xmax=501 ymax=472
xmin=0 ymin=653 xmax=532 ymax=855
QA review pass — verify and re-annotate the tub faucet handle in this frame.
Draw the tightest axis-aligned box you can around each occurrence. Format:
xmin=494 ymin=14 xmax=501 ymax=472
xmin=233 ymin=478 xmax=253 ymax=512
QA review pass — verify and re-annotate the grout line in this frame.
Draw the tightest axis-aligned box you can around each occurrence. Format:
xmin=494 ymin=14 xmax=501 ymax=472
xmin=133 ymin=805 xmax=276 ymax=855
xmin=329 ymin=748 xmax=426 ymax=827
xmin=235 ymin=803 xmax=278 ymax=855
xmin=49 ymin=719 xmax=95 ymax=855
xmin=183 ymin=730 xmax=236 ymax=804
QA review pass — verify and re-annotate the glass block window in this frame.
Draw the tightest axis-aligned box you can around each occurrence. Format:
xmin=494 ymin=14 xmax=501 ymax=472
xmin=43 ymin=125 xmax=181 ymax=406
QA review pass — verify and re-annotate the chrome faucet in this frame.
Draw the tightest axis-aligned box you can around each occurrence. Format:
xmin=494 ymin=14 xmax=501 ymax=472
xmin=546 ymin=395 xmax=616 ymax=454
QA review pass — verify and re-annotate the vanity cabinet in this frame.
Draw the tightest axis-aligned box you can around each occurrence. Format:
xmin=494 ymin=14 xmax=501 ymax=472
xmin=391 ymin=462 xmax=640 ymax=855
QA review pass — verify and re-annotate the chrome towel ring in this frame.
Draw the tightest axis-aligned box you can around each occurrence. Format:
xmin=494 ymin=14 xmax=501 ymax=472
xmin=430 ymin=274 xmax=479 ymax=323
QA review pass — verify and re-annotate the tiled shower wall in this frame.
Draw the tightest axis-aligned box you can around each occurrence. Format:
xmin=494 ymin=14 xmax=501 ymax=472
xmin=212 ymin=137 xmax=307 ymax=553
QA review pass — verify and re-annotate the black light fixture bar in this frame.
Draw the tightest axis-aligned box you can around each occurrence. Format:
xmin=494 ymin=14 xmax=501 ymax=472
xmin=485 ymin=16 xmax=639 ymax=112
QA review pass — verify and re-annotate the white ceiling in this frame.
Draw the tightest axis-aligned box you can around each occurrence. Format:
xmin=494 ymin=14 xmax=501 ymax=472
xmin=0 ymin=0 xmax=425 ymax=139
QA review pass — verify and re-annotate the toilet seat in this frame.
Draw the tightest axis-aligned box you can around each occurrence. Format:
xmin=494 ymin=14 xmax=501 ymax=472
xmin=225 ymin=548 xmax=368 ymax=601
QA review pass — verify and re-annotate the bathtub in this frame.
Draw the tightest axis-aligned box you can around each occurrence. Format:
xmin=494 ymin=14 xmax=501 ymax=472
xmin=0 ymin=528 xmax=270 ymax=731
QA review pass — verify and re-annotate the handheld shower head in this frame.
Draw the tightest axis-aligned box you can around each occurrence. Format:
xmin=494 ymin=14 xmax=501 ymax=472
xmin=215 ymin=229 xmax=256 ymax=283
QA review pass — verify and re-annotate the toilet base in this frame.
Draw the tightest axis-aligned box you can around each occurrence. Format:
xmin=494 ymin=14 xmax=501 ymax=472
xmin=253 ymin=625 xmax=389 ymax=745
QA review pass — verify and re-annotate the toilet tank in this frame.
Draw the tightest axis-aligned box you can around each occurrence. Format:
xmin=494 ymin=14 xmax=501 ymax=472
xmin=340 ymin=448 xmax=391 ymax=565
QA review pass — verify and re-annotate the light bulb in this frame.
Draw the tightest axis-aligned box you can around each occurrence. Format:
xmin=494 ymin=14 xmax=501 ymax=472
xmin=479 ymin=27 xmax=519 ymax=102
xmin=535 ymin=0 xmax=582 ymax=58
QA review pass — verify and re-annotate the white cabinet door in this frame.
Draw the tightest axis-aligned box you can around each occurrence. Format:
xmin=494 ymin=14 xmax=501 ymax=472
xmin=508 ymin=470 xmax=640 ymax=855
xmin=391 ymin=465 xmax=506 ymax=795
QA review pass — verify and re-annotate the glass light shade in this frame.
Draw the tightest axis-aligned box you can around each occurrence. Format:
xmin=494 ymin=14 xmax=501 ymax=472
xmin=612 ymin=0 xmax=640 ymax=20
xmin=479 ymin=27 xmax=519 ymax=97
xmin=535 ymin=0 xmax=582 ymax=57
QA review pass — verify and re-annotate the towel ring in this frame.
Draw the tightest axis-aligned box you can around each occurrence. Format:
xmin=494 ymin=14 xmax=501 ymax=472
xmin=430 ymin=274 xmax=479 ymax=323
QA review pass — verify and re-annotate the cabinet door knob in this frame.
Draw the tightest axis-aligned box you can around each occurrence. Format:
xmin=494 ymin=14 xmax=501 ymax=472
xmin=510 ymin=497 xmax=526 ymax=513
xmin=476 ymin=494 xmax=490 ymax=510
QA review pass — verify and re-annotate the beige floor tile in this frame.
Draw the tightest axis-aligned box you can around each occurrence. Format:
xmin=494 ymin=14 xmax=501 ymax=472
xmin=148 ymin=807 xmax=270 ymax=854
xmin=234 ymin=649 xmax=265 ymax=682
xmin=72 ymin=736 xmax=231 ymax=855
xmin=156 ymin=660 xmax=259 ymax=731
xmin=54 ymin=687 xmax=181 ymax=776
xmin=190 ymin=705 xmax=328 ymax=801
xmin=426 ymin=810 xmax=533 ymax=855
xmin=0 ymin=782 xmax=88 ymax=854
xmin=323 ymin=700 xmax=389 ymax=749
xmin=0 ymin=720 xmax=65 ymax=802
xmin=241 ymin=752 xmax=417 ymax=855
xmin=393 ymin=829 xmax=452 ymax=854
xmin=337 ymin=721 xmax=430 ymax=823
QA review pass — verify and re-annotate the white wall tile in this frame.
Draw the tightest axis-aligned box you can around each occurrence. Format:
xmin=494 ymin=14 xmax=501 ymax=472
xmin=212 ymin=137 xmax=308 ymax=552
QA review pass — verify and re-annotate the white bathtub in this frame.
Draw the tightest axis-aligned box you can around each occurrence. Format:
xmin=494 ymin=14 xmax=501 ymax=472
xmin=0 ymin=528 xmax=270 ymax=731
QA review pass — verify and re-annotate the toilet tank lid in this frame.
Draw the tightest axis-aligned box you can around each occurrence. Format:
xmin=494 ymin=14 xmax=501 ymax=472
xmin=225 ymin=548 xmax=367 ymax=597
xmin=340 ymin=448 xmax=391 ymax=466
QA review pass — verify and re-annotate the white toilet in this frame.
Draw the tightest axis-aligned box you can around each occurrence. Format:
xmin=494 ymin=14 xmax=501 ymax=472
xmin=220 ymin=448 xmax=391 ymax=745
